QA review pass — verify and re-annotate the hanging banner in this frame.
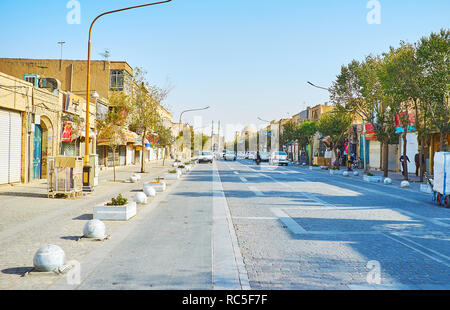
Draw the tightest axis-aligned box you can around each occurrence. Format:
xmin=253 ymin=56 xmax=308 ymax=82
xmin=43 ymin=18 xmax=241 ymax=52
xmin=61 ymin=122 xmax=72 ymax=142
xmin=365 ymin=124 xmax=377 ymax=140
xmin=395 ymin=110 xmax=416 ymax=134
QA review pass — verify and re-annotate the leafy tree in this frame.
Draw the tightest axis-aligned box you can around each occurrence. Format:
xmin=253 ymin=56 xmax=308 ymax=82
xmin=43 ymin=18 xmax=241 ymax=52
xmin=128 ymin=68 xmax=170 ymax=173
xmin=96 ymin=91 xmax=129 ymax=182
xmin=297 ymin=121 xmax=317 ymax=165
xmin=280 ymin=121 xmax=300 ymax=160
xmin=156 ymin=125 xmax=174 ymax=166
xmin=317 ymin=111 xmax=350 ymax=169
xmin=417 ymin=29 xmax=450 ymax=152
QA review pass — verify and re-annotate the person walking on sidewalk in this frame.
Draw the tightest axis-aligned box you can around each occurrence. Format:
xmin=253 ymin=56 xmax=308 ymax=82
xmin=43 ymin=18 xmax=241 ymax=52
xmin=414 ymin=153 xmax=425 ymax=176
xmin=400 ymin=154 xmax=410 ymax=177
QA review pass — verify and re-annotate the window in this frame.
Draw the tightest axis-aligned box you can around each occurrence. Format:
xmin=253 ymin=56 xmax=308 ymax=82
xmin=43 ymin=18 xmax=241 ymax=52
xmin=110 ymin=70 xmax=124 ymax=91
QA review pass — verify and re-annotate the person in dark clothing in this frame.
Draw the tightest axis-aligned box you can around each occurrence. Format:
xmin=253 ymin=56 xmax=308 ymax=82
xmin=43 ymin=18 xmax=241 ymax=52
xmin=414 ymin=153 xmax=425 ymax=176
xmin=256 ymin=151 xmax=261 ymax=165
xmin=400 ymin=155 xmax=410 ymax=176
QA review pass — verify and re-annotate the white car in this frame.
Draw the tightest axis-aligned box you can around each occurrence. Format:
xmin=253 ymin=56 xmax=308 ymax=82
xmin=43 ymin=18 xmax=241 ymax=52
xmin=259 ymin=152 xmax=270 ymax=162
xmin=198 ymin=151 xmax=214 ymax=163
xmin=224 ymin=151 xmax=237 ymax=161
xmin=248 ymin=151 xmax=256 ymax=160
xmin=270 ymin=151 xmax=289 ymax=166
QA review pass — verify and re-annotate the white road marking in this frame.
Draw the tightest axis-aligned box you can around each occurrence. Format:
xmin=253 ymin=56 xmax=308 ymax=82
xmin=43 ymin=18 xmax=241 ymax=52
xmin=248 ymin=186 xmax=264 ymax=196
xmin=393 ymin=209 xmax=450 ymax=228
xmin=233 ymin=216 xmax=278 ymax=220
xmin=233 ymin=171 xmax=239 ymax=175
xmin=239 ymin=177 xmax=248 ymax=183
xmin=382 ymin=233 xmax=450 ymax=268
xmin=270 ymin=208 xmax=307 ymax=234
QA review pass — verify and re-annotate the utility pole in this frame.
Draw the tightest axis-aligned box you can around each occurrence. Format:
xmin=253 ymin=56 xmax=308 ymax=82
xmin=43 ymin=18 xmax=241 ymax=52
xmin=217 ymin=121 xmax=221 ymax=152
xmin=211 ymin=121 xmax=214 ymax=152
xmin=58 ymin=41 xmax=65 ymax=71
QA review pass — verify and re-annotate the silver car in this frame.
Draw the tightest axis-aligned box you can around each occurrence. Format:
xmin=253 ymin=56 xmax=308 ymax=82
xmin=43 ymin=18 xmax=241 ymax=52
xmin=270 ymin=151 xmax=289 ymax=166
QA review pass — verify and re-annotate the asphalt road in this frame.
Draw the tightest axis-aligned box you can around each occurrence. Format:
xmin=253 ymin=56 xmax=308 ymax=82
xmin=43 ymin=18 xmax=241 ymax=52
xmin=219 ymin=158 xmax=450 ymax=289
xmin=57 ymin=158 xmax=450 ymax=290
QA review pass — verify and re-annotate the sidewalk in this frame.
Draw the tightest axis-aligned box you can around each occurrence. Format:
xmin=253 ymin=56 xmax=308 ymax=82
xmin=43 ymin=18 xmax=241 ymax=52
xmin=0 ymin=159 xmax=176 ymax=289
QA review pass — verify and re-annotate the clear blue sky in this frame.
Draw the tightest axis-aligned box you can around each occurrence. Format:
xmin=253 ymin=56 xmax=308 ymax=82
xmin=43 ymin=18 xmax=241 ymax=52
xmin=0 ymin=0 xmax=448 ymax=137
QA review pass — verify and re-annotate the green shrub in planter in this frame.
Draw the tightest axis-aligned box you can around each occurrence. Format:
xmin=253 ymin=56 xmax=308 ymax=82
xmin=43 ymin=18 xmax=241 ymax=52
xmin=366 ymin=172 xmax=374 ymax=176
xmin=168 ymin=170 xmax=177 ymax=174
xmin=106 ymin=194 xmax=128 ymax=206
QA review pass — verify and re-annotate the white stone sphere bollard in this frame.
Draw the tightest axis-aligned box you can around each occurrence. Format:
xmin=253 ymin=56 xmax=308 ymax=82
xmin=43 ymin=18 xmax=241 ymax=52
xmin=33 ymin=244 xmax=65 ymax=272
xmin=384 ymin=178 xmax=392 ymax=185
xmin=129 ymin=175 xmax=138 ymax=183
xmin=134 ymin=192 xmax=148 ymax=204
xmin=353 ymin=171 xmax=359 ymax=176
xmin=83 ymin=219 xmax=106 ymax=239
xmin=143 ymin=184 xmax=156 ymax=197
xmin=133 ymin=174 xmax=141 ymax=180
xmin=343 ymin=171 xmax=349 ymax=177
xmin=400 ymin=180 xmax=410 ymax=188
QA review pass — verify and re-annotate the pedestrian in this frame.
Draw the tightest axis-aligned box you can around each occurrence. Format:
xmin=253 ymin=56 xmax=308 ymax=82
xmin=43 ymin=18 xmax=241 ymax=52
xmin=256 ymin=151 xmax=261 ymax=165
xmin=400 ymin=154 xmax=410 ymax=176
xmin=414 ymin=153 xmax=425 ymax=176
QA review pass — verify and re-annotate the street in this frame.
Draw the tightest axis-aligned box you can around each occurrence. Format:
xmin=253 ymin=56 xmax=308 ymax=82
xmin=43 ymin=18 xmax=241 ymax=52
xmin=38 ymin=159 xmax=450 ymax=290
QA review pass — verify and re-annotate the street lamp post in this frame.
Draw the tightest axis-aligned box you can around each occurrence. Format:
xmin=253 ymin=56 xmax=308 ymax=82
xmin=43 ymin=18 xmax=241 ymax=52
xmin=178 ymin=106 xmax=210 ymax=159
xmin=83 ymin=0 xmax=172 ymax=179
xmin=307 ymin=81 xmax=368 ymax=172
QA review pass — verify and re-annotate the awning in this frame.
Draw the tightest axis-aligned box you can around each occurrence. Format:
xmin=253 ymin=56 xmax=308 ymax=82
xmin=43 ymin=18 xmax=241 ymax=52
xmin=124 ymin=130 xmax=139 ymax=144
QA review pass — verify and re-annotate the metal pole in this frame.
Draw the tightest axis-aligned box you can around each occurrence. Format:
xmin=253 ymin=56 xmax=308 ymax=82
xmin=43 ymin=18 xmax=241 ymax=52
xmin=363 ymin=118 xmax=367 ymax=172
xmin=84 ymin=0 xmax=172 ymax=168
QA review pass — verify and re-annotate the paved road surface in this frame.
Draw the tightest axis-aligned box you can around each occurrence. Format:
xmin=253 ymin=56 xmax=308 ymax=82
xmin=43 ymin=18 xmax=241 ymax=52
xmin=53 ymin=159 xmax=449 ymax=290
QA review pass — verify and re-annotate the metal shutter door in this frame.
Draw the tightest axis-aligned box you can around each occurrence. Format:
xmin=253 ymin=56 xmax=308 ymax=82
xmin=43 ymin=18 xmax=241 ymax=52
xmin=0 ymin=109 xmax=9 ymax=184
xmin=8 ymin=111 xmax=22 ymax=183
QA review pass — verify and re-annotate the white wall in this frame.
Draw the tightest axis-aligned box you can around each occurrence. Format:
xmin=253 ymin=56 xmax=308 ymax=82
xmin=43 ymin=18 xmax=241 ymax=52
xmin=400 ymin=132 xmax=418 ymax=173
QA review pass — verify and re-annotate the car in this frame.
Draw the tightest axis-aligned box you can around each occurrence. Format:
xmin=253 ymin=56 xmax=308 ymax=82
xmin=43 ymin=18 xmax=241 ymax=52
xmin=248 ymin=151 xmax=256 ymax=160
xmin=221 ymin=149 xmax=227 ymax=159
xmin=237 ymin=151 xmax=246 ymax=159
xmin=259 ymin=152 xmax=270 ymax=162
xmin=198 ymin=151 xmax=214 ymax=163
xmin=224 ymin=151 xmax=237 ymax=161
xmin=270 ymin=151 xmax=289 ymax=166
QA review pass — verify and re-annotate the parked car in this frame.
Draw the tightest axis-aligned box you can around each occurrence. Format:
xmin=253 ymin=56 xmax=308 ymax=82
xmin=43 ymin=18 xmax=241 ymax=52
xmin=248 ymin=151 xmax=256 ymax=160
xmin=221 ymin=149 xmax=227 ymax=159
xmin=259 ymin=152 xmax=270 ymax=162
xmin=224 ymin=151 xmax=237 ymax=161
xmin=237 ymin=151 xmax=246 ymax=159
xmin=198 ymin=151 xmax=214 ymax=163
xmin=270 ymin=151 xmax=289 ymax=166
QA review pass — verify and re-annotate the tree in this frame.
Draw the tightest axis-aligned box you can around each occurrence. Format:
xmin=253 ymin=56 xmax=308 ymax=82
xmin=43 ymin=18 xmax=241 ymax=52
xmin=417 ymin=29 xmax=450 ymax=152
xmin=378 ymin=44 xmax=422 ymax=180
xmin=156 ymin=125 xmax=174 ymax=166
xmin=96 ymin=91 xmax=129 ymax=182
xmin=317 ymin=111 xmax=350 ymax=168
xmin=297 ymin=121 xmax=317 ymax=165
xmin=280 ymin=121 xmax=300 ymax=160
xmin=128 ymin=68 xmax=170 ymax=173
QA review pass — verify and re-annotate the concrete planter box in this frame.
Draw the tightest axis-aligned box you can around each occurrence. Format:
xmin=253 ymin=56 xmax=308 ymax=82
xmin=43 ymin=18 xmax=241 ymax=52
xmin=363 ymin=175 xmax=383 ymax=183
xmin=147 ymin=182 xmax=166 ymax=192
xmin=164 ymin=173 xmax=180 ymax=180
xmin=94 ymin=202 xmax=137 ymax=221
xmin=309 ymin=166 xmax=322 ymax=171
xmin=177 ymin=168 xmax=187 ymax=175
xmin=330 ymin=169 xmax=344 ymax=175
xmin=420 ymin=184 xmax=433 ymax=194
